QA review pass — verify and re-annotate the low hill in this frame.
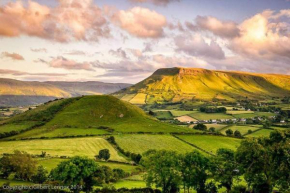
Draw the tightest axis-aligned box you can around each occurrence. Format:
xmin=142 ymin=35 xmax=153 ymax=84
xmin=0 ymin=95 xmax=191 ymax=139
xmin=114 ymin=67 xmax=290 ymax=103
xmin=0 ymin=79 xmax=131 ymax=106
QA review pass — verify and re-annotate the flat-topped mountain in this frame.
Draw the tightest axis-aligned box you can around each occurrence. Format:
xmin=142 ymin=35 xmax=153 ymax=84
xmin=115 ymin=67 xmax=290 ymax=103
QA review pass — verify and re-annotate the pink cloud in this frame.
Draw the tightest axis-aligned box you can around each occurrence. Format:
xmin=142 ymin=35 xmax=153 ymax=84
xmin=0 ymin=0 xmax=110 ymax=42
xmin=111 ymin=7 xmax=167 ymax=38
xmin=38 ymin=57 xmax=95 ymax=71
xmin=230 ymin=10 xmax=290 ymax=60
xmin=174 ymin=34 xmax=225 ymax=59
xmin=1 ymin=52 xmax=24 ymax=60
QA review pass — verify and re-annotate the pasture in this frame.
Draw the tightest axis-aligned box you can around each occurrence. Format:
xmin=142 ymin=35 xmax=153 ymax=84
xmin=177 ymin=135 xmax=241 ymax=154
xmin=219 ymin=125 xmax=261 ymax=135
xmin=0 ymin=137 xmax=126 ymax=162
xmin=188 ymin=112 xmax=234 ymax=120
xmin=114 ymin=134 xmax=199 ymax=154
xmin=245 ymin=129 xmax=274 ymax=138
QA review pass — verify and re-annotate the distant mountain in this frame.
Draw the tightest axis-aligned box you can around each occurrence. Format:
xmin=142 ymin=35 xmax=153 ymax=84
xmin=46 ymin=81 xmax=131 ymax=96
xmin=0 ymin=79 xmax=131 ymax=106
xmin=114 ymin=67 xmax=290 ymax=104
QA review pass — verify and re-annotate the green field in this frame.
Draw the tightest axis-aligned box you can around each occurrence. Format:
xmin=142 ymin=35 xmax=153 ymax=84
xmin=113 ymin=180 xmax=147 ymax=189
xmin=115 ymin=134 xmax=200 ymax=154
xmin=189 ymin=112 xmax=234 ymax=120
xmin=8 ymin=127 xmax=109 ymax=139
xmin=177 ymin=135 xmax=241 ymax=154
xmin=189 ymin=124 xmax=227 ymax=131
xmin=170 ymin=110 xmax=197 ymax=117
xmin=0 ymin=121 xmax=36 ymax=134
xmin=233 ymin=112 xmax=276 ymax=119
xmin=219 ymin=125 xmax=261 ymax=136
xmin=154 ymin=111 xmax=173 ymax=119
xmin=246 ymin=129 xmax=274 ymax=138
xmin=227 ymin=111 xmax=254 ymax=115
xmin=0 ymin=137 xmax=126 ymax=162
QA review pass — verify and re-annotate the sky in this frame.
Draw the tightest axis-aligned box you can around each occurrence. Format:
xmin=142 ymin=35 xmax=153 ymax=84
xmin=0 ymin=0 xmax=290 ymax=83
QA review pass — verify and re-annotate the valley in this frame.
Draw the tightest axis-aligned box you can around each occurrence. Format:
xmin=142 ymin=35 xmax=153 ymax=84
xmin=0 ymin=68 xmax=289 ymax=192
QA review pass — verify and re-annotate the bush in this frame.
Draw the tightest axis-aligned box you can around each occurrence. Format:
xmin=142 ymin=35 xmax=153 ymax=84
xmin=226 ymin=129 xmax=233 ymax=136
xmin=194 ymin=124 xmax=207 ymax=131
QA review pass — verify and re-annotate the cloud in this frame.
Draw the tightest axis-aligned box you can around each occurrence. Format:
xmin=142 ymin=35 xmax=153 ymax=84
xmin=174 ymin=34 xmax=225 ymax=59
xmin=109 ymin=48 xmax=128 ymax=59
xmin=1 ymin=52 xmax=24 ymax=60
xmin=38 ymin=57 xmax=95 ymax=71
xmin=31 ymin=48 xmax=47 ymax=53
xmin=129 ymin=0 xmax=180 ymax=6
xmin=194 ymin=16 xmax=240 ymax=38
xmin=129 ymin=49 xmax=143 ymax=57
xmin=64 ymin=50 xmax=86 ymax=56
xmin=229 ymin=10 xmax=290 ymax=61
xmin=0 ymin=0 xmax=110 ymax=42
xmin=111 ymin=7 xmax=167 ymax=38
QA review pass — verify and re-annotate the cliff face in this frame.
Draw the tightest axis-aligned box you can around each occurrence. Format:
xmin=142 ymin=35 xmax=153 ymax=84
xmin=115 ymin=67 xmax=290 ymax=103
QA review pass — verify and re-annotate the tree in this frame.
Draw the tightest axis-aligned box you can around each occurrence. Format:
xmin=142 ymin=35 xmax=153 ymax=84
xmin=131 ymin=153 xmax=142 ymax=164
xmin=247 ymin=130 xmax=252 ymax=134
xmin=234 ymin=130 xmax=242 ymax=138
xmin=97 ymin=149 xmax=110 ymax=161
xmin=225 ymin=129 xmax=233 ymax=136
xmin=211 ymin=148 xmax=239 ymax=192
xmin=194 ymin=124 xmax=207 ymax=131
xmin=235 ymin=131 xmax=290 ymax=193
xmin=263 ymin=120 xmax=272 ymax=129
xmin=209 ymin=127 xmax=216 ymax=133
xmin=149 ymin=110 xmax=155 ymax=116
xmin=141 ymin=150 xmax=181 ymax=193
xmin=0 ymin=150 xmax=37 ymax=181
xmin=32 ymin=165 xmax=48 ymax=184
xmin=179 ymin=151 xmax=210 ymax=193
xmin=51 ymin=156 xmax=99 ymax=193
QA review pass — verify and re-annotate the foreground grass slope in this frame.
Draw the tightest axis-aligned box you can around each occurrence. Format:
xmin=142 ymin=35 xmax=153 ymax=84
xmin=1 ymin=95 xmax=192 ymax=139
xmin=115 ymin=67 xmax=290 ymax=103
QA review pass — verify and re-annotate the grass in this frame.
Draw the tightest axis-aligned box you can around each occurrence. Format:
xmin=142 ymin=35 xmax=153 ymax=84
xmin=154 ymin=111 xmax=172 ymax=119
xmin=37 ymin=158 xmax=64 ymax=171
xmin=129 ymin=93 xmax=147 ymax=104
xmin=189 ymin=124 xmax=227 ymax=131
xmin=233 ymin=112 xmax=276 ymax=119
xmin=8 ymin=128 xmax=109 ymax=139
xmin=113 ymin=180 xmax=147 ymax=189
xmin=34 ymin=96 xmax=192 ymax=134
xmin=188 ymin=112 xmax=234 ymax=120
xmin=0 ymin=137 xmax=126 ymax=162
xmin=170 ymin=110 xmax=197 ymax=117
xmin=227 ymin=111 xmax=254 ymax=115
xmin=5 ymin=96 xmax=193 ymax=139
xmin=0 ymin=179 xmax=34 ymax=186
xmin=177 ymin=135 xmax=241 ymax=154
xmin=246 ymin=129 xmax=274 ymax=138
xmin=219 ymin=125 xmax=261 ymax=136
xmin=115 ymin=134 xmax=200 ymax=154
xmin=0 ymin=121 xmax=36 ymax=134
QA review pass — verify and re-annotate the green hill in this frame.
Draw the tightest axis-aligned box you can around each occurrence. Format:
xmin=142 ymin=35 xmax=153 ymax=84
xmin=0 ymin=95 xmax=191 ymax=139
xmin=114 ymin=67 xmax=290 ymax=103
